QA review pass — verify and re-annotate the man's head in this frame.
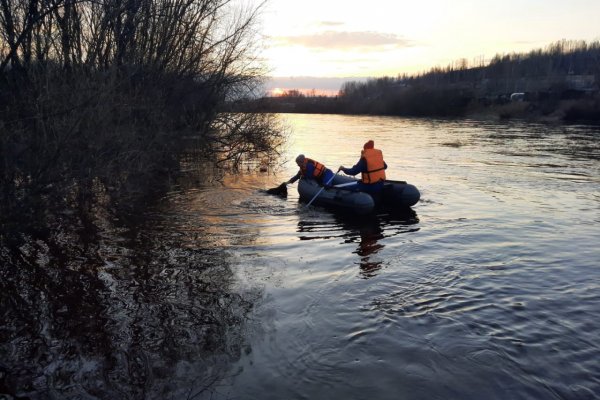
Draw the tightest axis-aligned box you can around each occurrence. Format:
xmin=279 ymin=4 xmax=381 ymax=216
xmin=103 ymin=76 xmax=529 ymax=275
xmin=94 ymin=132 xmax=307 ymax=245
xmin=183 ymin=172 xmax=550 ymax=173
xmin=363 ymin=140 xmax=374 ymax=149
xmin=295 ymin=154 xmax=305 ymax=166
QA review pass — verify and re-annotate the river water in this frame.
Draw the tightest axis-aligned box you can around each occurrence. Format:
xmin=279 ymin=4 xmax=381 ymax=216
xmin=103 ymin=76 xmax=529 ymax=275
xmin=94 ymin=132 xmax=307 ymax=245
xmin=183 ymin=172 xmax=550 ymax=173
xmin=2 ymin=114 xmax=600 ymax=399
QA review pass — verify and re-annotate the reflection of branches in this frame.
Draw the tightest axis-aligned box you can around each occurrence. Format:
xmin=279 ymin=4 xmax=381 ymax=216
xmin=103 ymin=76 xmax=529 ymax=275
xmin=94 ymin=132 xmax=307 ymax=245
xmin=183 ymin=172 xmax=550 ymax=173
xmin=0 ymin=205 xmax=261 ymax=398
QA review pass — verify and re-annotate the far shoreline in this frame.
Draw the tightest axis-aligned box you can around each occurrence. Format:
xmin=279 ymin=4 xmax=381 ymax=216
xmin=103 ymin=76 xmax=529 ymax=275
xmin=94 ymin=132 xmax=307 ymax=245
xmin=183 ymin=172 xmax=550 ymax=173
xmin=232 ymin=98 xmax=600 ymax=126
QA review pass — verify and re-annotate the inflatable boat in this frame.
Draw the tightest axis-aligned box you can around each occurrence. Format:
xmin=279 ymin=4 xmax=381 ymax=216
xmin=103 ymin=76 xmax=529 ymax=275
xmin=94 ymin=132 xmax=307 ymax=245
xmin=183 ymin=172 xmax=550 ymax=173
xmin=298 ymin=175 xmax=420 ymax=215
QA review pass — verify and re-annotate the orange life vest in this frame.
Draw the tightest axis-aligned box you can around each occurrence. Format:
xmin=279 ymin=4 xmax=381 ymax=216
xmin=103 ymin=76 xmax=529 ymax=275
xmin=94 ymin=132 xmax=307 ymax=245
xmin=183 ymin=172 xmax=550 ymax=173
xmin=300 ymin=158 xmax=326 ymax=180
xmin=361 ymin=148 xmax=386 ymax=183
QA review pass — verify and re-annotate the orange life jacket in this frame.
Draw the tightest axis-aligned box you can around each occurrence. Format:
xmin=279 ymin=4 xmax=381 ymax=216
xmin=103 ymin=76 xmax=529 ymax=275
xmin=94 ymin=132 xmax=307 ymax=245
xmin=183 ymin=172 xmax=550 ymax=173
xmin=361 ymin=148 xmax=386 ymax=183
xmin=300 ymin=158 xmax=326 ymax=180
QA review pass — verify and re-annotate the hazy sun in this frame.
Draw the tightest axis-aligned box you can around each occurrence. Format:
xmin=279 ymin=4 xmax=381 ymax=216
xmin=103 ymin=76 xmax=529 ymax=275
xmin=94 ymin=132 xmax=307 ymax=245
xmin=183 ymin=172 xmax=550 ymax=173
xmin=271 ymin=87 xmax=285 ymax=97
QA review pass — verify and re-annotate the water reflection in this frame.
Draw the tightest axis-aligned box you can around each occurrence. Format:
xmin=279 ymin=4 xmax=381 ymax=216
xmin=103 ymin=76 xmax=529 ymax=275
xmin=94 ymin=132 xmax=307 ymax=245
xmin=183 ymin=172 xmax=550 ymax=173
xmin=478 ymin=122 xmax=600 ymax=162
xmin=0 ymin=198 xmax=261 ymax=399
xmin=352 ymin=218 xmax=385 ymax=278
xmin=296 ymin=209 xmax=419 ymax=278
xmin=5 ymin=115 xmax=600 ymax=400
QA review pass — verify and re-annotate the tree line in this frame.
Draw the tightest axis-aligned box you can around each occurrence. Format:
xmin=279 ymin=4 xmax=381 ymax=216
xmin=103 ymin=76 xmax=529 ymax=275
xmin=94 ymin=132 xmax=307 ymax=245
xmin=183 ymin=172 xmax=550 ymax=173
xmin=240 ymin=40 xmax=600 ymax=121
xmin=0 ymin=0 xmax=284 ymax=228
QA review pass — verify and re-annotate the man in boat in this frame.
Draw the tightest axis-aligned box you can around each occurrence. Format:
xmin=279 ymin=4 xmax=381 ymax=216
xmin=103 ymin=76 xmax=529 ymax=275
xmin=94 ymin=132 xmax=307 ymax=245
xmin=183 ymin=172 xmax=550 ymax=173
xmin=287 ymin=154 xmax=335 ymax=186
xmin=339 ymin=140 xmax=388 ymax=193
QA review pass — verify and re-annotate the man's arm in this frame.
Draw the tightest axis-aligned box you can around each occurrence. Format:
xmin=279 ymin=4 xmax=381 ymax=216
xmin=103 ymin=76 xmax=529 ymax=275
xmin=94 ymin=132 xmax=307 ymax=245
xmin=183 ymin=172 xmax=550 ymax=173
xmin=287 ymin=170 xmax=301 ymax=184
xmin=340 ymin=158 xmax=366 ymax=176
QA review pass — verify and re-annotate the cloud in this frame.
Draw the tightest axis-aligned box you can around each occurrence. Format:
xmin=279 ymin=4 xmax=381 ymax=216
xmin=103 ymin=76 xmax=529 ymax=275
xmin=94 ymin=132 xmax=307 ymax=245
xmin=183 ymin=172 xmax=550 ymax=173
xmin=322 ymin=56 xmax=375 ymax=64
xmin=264 ymin=76 xmax=371 ymax=94
xmin=318 ymin=21 xmax=345 ymax=27
xmin=275 ymin=31 xmax=413 ymax=51
xmin=266 ymin=76 xmax=369 ymax=91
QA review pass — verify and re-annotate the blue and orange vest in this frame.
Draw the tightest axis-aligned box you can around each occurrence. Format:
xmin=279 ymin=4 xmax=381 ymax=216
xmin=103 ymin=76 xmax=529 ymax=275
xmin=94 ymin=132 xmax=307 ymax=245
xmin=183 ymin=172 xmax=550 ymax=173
xmin=300 ymin=158 xmax=326 ymax=180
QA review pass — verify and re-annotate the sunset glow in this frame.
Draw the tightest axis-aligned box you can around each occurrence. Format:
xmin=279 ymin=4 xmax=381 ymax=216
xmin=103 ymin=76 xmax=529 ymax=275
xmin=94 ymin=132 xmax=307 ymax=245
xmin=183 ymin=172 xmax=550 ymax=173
xmin=270 ymin=87 xmax=285 ymax=96
xmin=252 ymin=0 xmax=600 ymax=93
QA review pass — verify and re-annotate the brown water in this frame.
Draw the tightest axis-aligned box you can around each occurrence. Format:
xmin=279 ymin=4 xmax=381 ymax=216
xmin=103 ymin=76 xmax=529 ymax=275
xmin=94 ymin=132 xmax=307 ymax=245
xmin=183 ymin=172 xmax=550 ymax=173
xmin=2 ymin=114 xmax=600 ymax=399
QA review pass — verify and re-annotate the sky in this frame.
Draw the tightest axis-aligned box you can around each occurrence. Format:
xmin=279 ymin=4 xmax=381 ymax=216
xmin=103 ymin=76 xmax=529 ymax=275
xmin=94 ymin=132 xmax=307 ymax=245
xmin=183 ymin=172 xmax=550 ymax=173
xmin=247 ymin=0 xmax=600 ymax=95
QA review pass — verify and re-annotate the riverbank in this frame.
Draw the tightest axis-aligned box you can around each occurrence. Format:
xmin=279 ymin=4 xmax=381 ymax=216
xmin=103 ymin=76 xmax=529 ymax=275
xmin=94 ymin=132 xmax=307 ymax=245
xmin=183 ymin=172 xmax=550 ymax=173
xmin=232 ymin=95 xmax=600 ymax=125
xmin=466 ymin=98 xmax=600 ymax=124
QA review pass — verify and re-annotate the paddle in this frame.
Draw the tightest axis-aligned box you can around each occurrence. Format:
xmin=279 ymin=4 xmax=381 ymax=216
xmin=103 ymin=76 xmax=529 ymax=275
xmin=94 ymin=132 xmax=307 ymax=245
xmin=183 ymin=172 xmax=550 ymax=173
xmin=334 ymin=181 xmax=357 ymax=188
xmin=305 ymin=170 xmax=339 ymax=208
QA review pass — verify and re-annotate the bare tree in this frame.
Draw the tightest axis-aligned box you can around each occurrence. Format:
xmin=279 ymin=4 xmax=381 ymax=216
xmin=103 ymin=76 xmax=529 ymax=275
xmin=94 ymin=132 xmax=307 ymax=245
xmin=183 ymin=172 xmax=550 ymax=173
xmin=1 ymin=0 xmax=282 ymax=220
